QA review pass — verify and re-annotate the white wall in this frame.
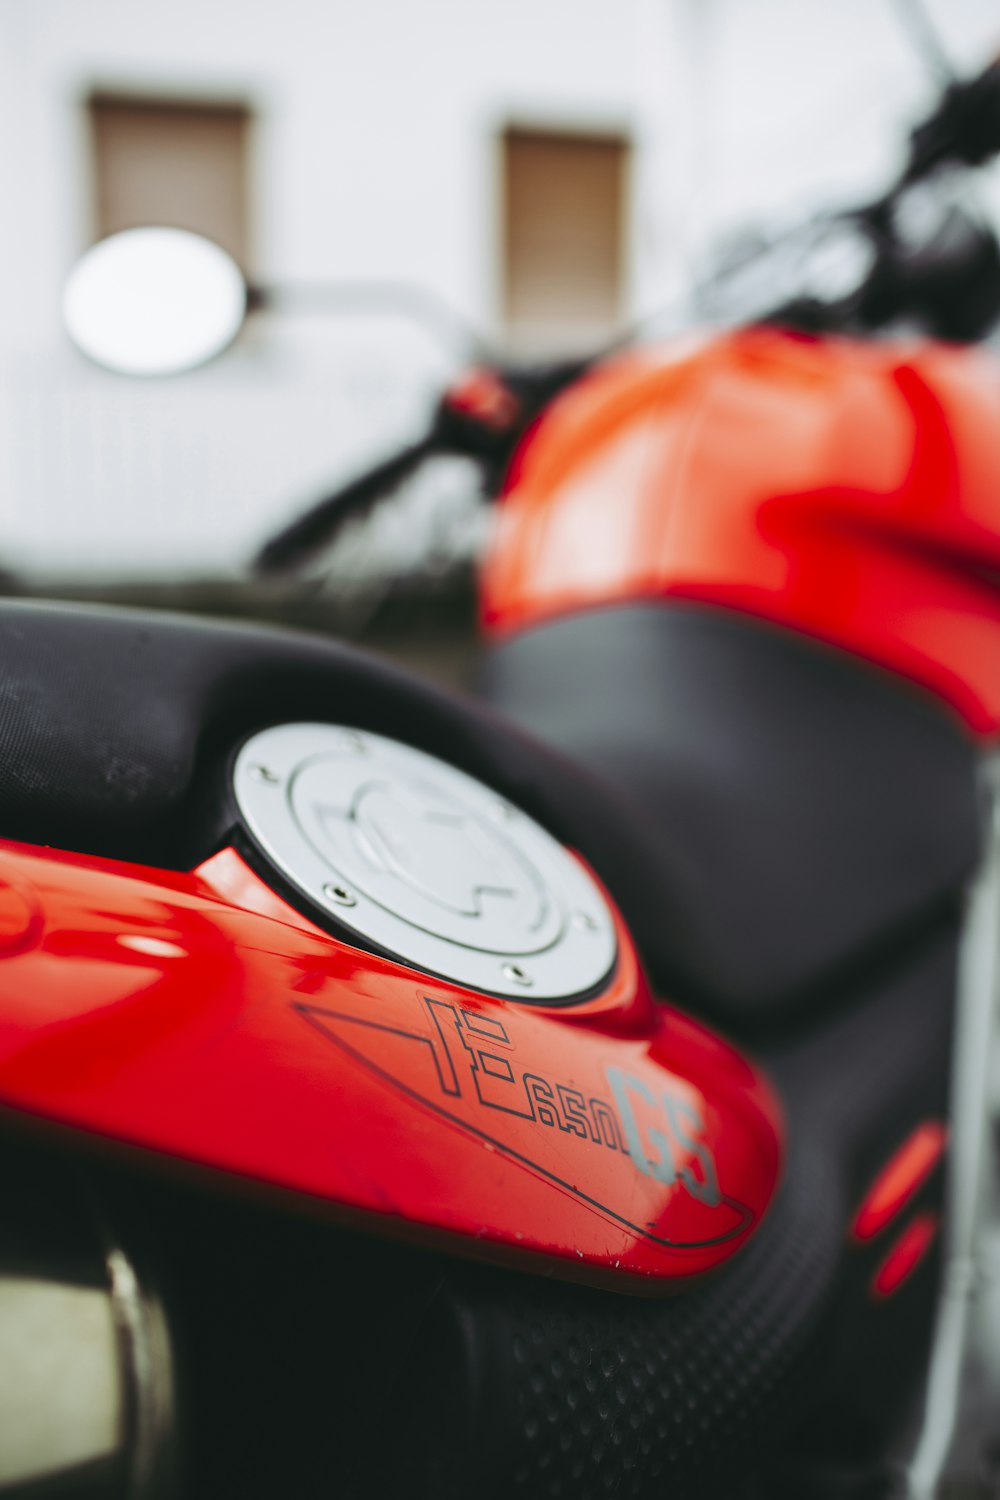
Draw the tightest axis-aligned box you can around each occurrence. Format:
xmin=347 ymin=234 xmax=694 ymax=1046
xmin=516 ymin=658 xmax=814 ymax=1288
xmin=0 ymin=0 xmax=998 ymax=577
xmin=700 ymin=0 xmax=1000 ymax=235
xmin=0 ymin=0 xmax=690 ymax=574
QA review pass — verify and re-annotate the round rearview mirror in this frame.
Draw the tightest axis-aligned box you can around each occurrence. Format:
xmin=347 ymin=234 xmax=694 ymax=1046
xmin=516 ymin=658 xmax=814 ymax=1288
xmin=62 ymin=227 xmax=247 ymax=376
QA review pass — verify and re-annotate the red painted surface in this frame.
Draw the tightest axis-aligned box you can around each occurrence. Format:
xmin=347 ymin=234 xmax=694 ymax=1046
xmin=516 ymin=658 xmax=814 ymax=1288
xmin=853 ymin=1121 xmax=948 ymax=1242
xmin=480 ymin=327 xmax=1000 ymax=735
xmin=445 ymin=367 xmax=522 ymax=431
xmin=871 ymin=1212 xmax=941 ymax=1298
xmin=0 ymin=841 xmax=782 ymax=1287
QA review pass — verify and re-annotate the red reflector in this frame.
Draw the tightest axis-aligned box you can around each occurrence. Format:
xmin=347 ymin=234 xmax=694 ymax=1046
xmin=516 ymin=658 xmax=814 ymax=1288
xmin=852 ymin=1121 xmax=947 ymax=1242
xmin=871 ymin=1212 xmax=940 ymax=1299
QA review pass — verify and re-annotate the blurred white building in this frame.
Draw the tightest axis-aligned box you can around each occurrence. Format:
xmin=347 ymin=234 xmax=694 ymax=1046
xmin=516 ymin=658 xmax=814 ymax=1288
xmin=0 ymin=0 xmax=997 ymax=577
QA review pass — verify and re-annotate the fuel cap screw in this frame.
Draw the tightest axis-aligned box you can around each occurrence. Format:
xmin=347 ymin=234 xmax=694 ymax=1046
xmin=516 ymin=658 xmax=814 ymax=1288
xmin=249 ymin=764 xmax=280 ymax=784
xmin=324 ymin=882 xmax=357 ymax=908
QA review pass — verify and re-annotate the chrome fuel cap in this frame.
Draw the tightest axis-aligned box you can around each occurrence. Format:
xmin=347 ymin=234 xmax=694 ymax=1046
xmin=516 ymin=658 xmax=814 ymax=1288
xmin=234 ymin=723 xmax=617 ymax=1000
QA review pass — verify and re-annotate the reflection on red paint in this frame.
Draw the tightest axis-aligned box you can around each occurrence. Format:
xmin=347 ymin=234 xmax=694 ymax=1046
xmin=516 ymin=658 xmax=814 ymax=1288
xmin=0 ymin=839 xmax=784 ymax=1289
xmin=853 ymin=1121 xmax=947 ymax=1242
xmin=481 ymin=330 xmax=1000 ymax=736
xmin=872 ymin=1212 xmax=940 ymax=1298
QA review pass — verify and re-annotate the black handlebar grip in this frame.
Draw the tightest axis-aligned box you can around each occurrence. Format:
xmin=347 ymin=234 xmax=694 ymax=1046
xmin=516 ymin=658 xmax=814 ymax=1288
xmin=253 ymin=434 xmax=438 ymax=576
xmin=906 ymin=56 xmax=1000 ymax=178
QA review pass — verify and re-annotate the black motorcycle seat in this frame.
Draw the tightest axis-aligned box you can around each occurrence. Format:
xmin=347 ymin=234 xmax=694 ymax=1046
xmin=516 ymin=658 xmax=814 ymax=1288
xmin=0 ymin=598 xmax=978 ymax=1030
xmin=479 ymin=601 xmax=980 ymax=1025
xmin=0 ymin=597 xmax=624 ymax=866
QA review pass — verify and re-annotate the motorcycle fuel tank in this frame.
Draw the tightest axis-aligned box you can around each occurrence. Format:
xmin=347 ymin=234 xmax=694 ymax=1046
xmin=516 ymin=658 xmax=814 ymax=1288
xmin=0 ymin=729 xmax=782 ymax=1289
xmin=481 ymin=325 xmax=1000 ymax=736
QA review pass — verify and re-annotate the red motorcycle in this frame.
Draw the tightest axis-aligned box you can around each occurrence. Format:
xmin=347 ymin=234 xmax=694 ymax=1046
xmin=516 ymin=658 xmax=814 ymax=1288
xmin=8 ymin=47 xmax=1000 ymax=1500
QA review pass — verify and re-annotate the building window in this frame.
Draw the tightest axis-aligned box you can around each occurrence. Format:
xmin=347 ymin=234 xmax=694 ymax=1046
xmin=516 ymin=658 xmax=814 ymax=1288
xmin=501 ymin=126 xmax=629 ymax=351
xmin=87 ymin=93 xmax=251 ymax=269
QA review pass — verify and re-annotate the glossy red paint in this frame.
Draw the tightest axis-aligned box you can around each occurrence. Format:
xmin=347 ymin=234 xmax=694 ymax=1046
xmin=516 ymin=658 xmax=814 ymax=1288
xmin=480 ymin=327 xmax=1000 ymax=735
xmin=852 ymin=1121 xmax=948 ymax=1242
xmin=0 ymin=841 xmax=782 ymax=1287
xmin=445 ymin=367 xmax=522 ymax=432
xmin=871 ymin=1212 xmax=941 ymax=1299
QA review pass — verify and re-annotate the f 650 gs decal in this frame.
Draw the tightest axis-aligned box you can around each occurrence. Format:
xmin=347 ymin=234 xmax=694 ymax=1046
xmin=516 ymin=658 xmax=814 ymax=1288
xmin=295 ymin=994 xmax=752 ymax=1250
xmin=0 ymin=843 xmax=779 ymax=1282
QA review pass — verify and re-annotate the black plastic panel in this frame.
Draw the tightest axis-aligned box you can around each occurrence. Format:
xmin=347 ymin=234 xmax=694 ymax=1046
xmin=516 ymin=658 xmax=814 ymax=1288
xmin=479 ymin=602 xmax=980 ymax=1024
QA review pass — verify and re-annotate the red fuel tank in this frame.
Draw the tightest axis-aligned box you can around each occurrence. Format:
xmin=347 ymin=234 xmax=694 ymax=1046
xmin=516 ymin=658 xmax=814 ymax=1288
xmin=481 ymin=327 xmax=1000 ymax=736
xmin=0 ymin=840 xmax=782 ymax=1288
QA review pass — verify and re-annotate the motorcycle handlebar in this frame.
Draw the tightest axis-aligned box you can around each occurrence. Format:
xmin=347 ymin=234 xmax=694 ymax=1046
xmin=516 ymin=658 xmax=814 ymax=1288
xmin=905 ymin=54 xmax=1000 ymax=179
xmin=253 ymin=53 xmax=1000 ymax=581
xmin=254 ymin=435 xmax=438 ymax=575
xmin=253 ymin=357 xmax=593 ymax=576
